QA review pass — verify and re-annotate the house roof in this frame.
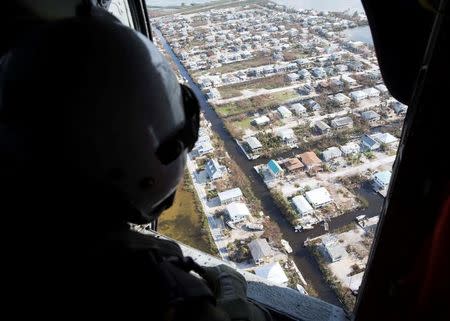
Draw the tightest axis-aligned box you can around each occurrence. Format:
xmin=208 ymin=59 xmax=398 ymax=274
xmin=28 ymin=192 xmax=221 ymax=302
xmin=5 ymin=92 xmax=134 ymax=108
xmin=226 ymin=202 xmax=251 ymax=220
xmin=245 ymin=136 xmax=262 ymax=150
xmin=268 ymin=160 xmax=283 ymax=175
xmin=205 ymin=159 xmax=225 ymax=178
xmin=284 ymin=158 xmax=304 ymax=171
xmin=277 ymin=106 xmax=292 ymax=117
xmin=298 ymin=151 xmax=322 ymax=167
xmin=371 ymin=132 xmax=398 ymax=144
xmin=305 ymin=187 xmax=332 ymax=207
xmin=254 ymin=262 xmax=289 ymax=285
xmin=333 ymin=93 xmax=351 ymax=104
xmin=361 ymin=134 xmax=380 ymax=148
xmin=322 ymin=146 xmax=342 ymax=161
xmin=253 ymin=115 xmax=270 ymax=125
xmin=374 ymin=171 xmax=392 ymax=186
xmin=361 ymin=110 xmax=380 ymax=121
xmin=291 ymin=103 xmax=306 ymax=114
xmin=340 ymin=142 xmax=361 ymax=155
xmin=315 ymin=120 xmax=331 ymax=131
xmin=331 ymin=116 xmax=353 ymax=128
xmin=277 ymin=128 xmax=295 ymax=140
xmin=292 ymin=195 xmax=314 ymax=215
xmin=218 ymin=188 xmax=243 ymax=202
xmin=248 ymin=239 xmax=273 ymax=261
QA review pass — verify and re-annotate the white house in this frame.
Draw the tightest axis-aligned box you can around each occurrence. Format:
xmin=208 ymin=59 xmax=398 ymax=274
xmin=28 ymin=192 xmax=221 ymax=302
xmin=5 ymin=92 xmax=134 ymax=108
xmin=322 ymin=146 xmax=343 ymax=162
xmin=321 ymin=234 xmax=347 ymax=262
xmin=292 ymin=195 xmax=314 ymax=216
xmin=363 ymin=87 xmax=380 ymax=98
xmin=332 ymin=93 xmax=351 ymax=106
xmin=277 ymin=106 xmax=293 ymax=119
xmin=245 ymin=136 xmax=263 ymax=152
xmin=314 ymin=120 xmax=331 ymax=135
xmin=340 ymin=142 xmax=361 ymax=155
xmin=277 ymin=128 xmax=296 ymax=144
xmin=349 ymin=90 xmax=367 ymax=102
xmin=373 ymin=171 xmax=392 ymax=191
xmin=331 ymin=116 xmax=353 ymax=129
xmin=254 ymin=262 xmax=289 ymax=286
xmin=305 ymin=187 xmax=333 ymax=208
xmin=391 ymin=101 xmax=408 ymax=115
xmin=253 ymin=115 xmax=270 ymax=126
xmin=193 ymin=141 xmax=214 ymax=157
xmin=361 ymin=110 xmax=381 ymax=123
xmin=286 ymin=73 xmax=300 ymax=83
xmin=226 ymin=202 xmax=251 ymax=223
xmin=248 ymin=239 xmax=274 ymax=265
xmin=291 ymin=103 xmax=307 ymax=116
xmin=371 ymin=132 xmax=398 ymax=145
xmin=218 ymin=187 xmax=243 ymax=205
xmin=205 ymin=159 xmax=226 ymax=180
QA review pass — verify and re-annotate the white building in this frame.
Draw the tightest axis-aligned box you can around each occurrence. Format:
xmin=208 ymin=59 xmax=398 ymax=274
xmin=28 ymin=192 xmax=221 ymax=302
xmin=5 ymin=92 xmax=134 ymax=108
xmin=340 ymin=142 xmax=361 ymax=155
xmin=332 ymin=93 xmax=351 ymax=106
xmin=277 ymin=128 xmax=296 ymax=144
xmin=291 ymin=103 xmax=307 ymax=116
xmin=248 ymin=239 xmax=274 ymax=265
xmin=373 ymin=171 xmax=392 ymax=191
xmin=322 ymin=146 xmax=343 ymax=162
xmin=321 ymin=234 xmax=347 ymax=263
xmin=363 ymin=87 xmax=380 ymax=98
xmin=292 ymin=195 xmax=314 ymax=216
xmin=193 ymin=141 xmax=214 ymax=157
xmin=371 ymin=132 xmax=398 ymax=145
xmin=361 ymin=110 xmax=381 ymax=123
xmin=226 ymin=202 xmax=251 ymax=223
xmin=305 ymin=187 xmax=333 ymax=208
xmin=218 ymin=187 xmax=243 ymax=205
xmin=254 ymin=262 xmax=289 ymax=286
xmin=331 ymin=116 xmax=353 ymax=129
xmin=253 ymin=115 xmax=270 ymax=126
xmin=349 ymin=90 xmax=368 ymax=102
xmin=277 ymin=106 xmax=293 ymax=119
xmin=245 ymin=136 xmax=263 ymax=152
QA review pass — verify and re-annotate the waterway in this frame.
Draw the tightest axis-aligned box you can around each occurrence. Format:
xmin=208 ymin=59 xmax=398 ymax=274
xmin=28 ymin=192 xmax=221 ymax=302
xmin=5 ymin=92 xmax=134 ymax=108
xmin=155 ymin=28 xmax=384 ymax=308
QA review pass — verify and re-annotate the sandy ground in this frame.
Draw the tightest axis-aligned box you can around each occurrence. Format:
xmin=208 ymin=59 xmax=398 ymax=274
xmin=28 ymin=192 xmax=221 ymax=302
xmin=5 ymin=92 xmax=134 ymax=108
xmin=326 ymin=227 xmax=372 ymax=291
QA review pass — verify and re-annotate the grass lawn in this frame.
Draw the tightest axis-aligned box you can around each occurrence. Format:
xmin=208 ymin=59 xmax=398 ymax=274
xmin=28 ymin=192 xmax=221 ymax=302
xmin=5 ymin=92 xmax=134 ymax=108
xmin=194 ymin=53 xmax=273 ymax=77
xmin=236 ymin=118 xmax=252 ymax=129
xmin=218 ymin=74 xmax=288 ymax=99
xmin=158 ymin=175 xmax=218 ymax=256
xmin=214 ymin=89 xmax=300 ymax=117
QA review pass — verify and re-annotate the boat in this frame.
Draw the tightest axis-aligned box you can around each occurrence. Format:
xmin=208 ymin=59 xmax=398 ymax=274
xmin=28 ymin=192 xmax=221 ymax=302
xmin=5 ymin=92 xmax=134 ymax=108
xmin=245 ymin=223 xmax=264 ymax=231
xmin=281 ymin=239 xmax=293 ymax=253
xmin=226 ymin=221 xmax=236 ymax=229
xmin=296 ymin=284 xmax=308 ymax=296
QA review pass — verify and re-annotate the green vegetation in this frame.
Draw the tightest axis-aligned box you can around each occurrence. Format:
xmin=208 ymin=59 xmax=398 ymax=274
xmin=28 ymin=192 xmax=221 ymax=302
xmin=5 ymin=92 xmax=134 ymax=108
xmin=207 ymin=189 xmax=218 ymax=200
xmin=158 ymin=171 xmax=218 ymax=256
xmin=214 ymin=90 xmax=299 ymax=118
xmin=194 ymin=52 xmax=272 ymax=76
xmin=307 ymin=244 xmax=356 ymax=313
xmin=227 ymin=236 xmax=256 ymax=263
xmin=218 ymin=74 xmax=289 ymax=99
xmin=270 ymin=191 xmax=298 ymax=225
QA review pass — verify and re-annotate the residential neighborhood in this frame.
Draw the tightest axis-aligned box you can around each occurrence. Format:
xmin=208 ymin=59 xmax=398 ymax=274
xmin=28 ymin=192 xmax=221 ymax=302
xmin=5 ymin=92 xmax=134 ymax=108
xmin=150 ymin=0 xmax=406 ymax=312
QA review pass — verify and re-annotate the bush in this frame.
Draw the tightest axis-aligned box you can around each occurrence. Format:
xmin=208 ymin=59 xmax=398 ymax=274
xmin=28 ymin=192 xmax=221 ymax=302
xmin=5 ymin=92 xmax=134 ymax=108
xmin=270 ymin=190 xmax=298 ymax=225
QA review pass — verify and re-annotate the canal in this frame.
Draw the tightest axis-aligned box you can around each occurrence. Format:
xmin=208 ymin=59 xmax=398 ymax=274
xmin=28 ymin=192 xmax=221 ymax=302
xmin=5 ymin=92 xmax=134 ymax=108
xmin=154 ymin=28 xmax=384 ymax=307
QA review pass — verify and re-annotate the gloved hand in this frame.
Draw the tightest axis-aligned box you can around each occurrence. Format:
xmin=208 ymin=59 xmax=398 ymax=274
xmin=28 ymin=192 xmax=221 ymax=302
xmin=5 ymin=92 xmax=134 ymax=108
xmin=200 ymin=265 xmax=272 ymax=321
